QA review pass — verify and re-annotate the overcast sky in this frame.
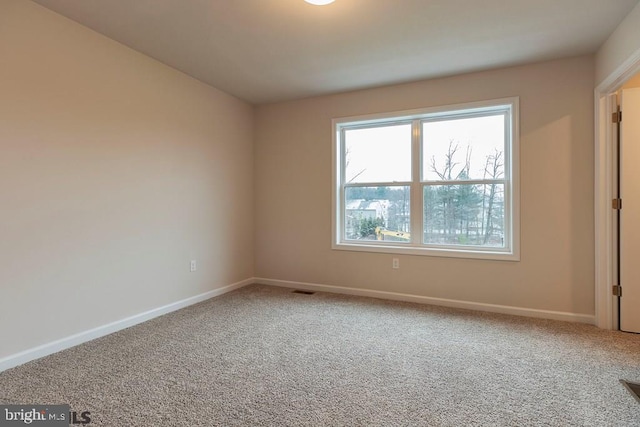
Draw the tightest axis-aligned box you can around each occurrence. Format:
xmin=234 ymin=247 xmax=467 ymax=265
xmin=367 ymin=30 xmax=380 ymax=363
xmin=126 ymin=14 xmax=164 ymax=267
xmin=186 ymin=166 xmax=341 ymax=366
xmin=345 ymin=114 xmax=505 ymax=184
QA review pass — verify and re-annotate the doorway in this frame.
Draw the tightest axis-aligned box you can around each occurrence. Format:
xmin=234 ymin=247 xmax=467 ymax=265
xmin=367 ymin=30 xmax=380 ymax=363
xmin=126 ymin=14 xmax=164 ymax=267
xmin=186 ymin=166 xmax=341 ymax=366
xmin=617 ymin=76 xmax=640 ymax=333
xmin=595 ymin=63 xmax=640 ymax=331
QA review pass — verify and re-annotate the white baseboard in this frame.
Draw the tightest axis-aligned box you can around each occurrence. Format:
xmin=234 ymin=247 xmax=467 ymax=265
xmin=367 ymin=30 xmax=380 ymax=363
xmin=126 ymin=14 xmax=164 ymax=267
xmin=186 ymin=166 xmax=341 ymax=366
xmin=254 ymin=277 xmax=596 ymax=325
xmin=0 ymin=278 xmax=253 ymax=373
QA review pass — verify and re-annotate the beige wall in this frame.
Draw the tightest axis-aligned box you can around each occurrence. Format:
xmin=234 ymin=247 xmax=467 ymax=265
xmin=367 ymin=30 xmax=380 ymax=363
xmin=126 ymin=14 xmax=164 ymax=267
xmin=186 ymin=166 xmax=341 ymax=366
xmin=596 ymin=1 xmax=640 ymax=86
xmin=0 ymin=0 xmax=254 ymax=359
xmin=255 ymin=56 xmax=595 ymax=316
xmin=622 ymin=72 xmax=640 ymax=89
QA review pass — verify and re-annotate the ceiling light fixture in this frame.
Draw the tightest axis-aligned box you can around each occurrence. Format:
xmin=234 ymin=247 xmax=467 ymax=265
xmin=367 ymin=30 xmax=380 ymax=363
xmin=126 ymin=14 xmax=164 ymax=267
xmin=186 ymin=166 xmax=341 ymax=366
xmin=304 ymin=0 xmax=335 ymax=5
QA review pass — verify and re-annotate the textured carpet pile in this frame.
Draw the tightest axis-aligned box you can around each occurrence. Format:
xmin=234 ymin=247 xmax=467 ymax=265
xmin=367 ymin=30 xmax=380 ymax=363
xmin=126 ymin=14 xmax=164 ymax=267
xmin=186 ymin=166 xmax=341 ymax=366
xmin=1 ymin=284 xmax=639 ymax=426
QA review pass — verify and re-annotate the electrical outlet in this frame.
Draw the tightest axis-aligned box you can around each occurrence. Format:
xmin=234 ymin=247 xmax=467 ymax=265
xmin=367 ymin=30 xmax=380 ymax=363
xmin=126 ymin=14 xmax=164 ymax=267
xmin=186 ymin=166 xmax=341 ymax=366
xmin=392 ymin=258 xmax=400 ymax=269
xmin=190 ymin=260 xmax=197 ymax=272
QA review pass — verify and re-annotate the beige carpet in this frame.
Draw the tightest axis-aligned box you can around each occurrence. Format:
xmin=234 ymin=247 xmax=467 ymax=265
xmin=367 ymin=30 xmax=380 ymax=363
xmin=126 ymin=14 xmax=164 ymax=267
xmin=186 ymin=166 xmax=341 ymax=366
xmin=1 ymin=284 xmax=639 ymax=426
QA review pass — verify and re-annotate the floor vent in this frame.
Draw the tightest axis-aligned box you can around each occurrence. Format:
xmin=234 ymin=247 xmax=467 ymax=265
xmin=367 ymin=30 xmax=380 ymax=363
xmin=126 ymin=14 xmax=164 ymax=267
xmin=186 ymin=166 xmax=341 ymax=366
xmin=621 ymin=380 xmax=640 ymax=403
xmin=292 ymin=290 xmax=315 ymax=295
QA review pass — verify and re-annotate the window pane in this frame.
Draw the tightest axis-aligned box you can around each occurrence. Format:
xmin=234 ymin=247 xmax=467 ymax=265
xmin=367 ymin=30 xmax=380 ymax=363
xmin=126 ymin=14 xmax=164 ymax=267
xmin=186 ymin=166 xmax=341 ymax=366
xmin=345 ymin=186 xmax=410 ymax=242
xmin=422 ymin=114 xmax=505 ymax=181
xmin=345 ymin=124 xmax=411 ymax=183
xmin=423 ymin=183 xmax=505 ymax=247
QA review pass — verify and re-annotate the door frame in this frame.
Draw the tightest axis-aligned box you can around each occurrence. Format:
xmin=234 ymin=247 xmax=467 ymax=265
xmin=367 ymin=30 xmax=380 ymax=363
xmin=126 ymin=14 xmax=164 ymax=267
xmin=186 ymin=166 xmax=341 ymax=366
xmin=594 ymin=50 xmax=640 ymax=329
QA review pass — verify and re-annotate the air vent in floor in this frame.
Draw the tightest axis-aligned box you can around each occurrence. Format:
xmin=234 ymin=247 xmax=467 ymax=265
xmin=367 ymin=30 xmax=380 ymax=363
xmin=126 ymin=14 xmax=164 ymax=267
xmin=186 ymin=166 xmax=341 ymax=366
xmin=621 ymin=380 xmax=640 ymax=403
xmin=292 ymin=290 xmax=315 ymax=295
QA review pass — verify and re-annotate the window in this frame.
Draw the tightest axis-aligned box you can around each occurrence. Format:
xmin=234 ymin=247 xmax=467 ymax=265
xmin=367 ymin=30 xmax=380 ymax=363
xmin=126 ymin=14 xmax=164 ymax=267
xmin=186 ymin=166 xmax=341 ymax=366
xmin=332 ymin=97 xmax=519 ymax=261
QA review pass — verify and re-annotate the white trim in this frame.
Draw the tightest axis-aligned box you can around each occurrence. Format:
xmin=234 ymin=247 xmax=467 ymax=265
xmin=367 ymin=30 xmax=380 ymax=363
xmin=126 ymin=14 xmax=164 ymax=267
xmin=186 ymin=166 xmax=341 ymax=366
xmin=596 ymin=47 xmax=640 ymax=95
xmin=331 ymin=242 xmax=519 ymax=261
xmin=594 ymin=93 xmax=618 ymax=330
xmin=0 ymin=278 xmax=253 ymax=373
xmin=255 ymin=277 xmax=595 ymax=325
xmin=331 ymin=119 xmax=340 ymax=250
xmin=594 ymin=46 xmax=640 ymax=330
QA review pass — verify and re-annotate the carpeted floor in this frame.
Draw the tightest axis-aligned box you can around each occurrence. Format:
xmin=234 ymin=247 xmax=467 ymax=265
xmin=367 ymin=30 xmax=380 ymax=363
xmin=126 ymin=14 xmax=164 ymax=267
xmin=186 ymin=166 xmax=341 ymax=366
xmin=1 ymin=284 xmax=639 ymax=426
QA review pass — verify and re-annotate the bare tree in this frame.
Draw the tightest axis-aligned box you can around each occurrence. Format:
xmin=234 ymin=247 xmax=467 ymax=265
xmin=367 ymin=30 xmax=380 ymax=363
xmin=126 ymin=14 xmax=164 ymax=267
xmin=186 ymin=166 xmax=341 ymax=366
xmin=482 ymin=149 xmax=503 ymax=244
xmin=429 ymin=141 xmax=459 ymax=238
xmin=345 ymin=146 xmax=367 ymax=183
xmin=430 ymin=141 xmax=460 ymax=181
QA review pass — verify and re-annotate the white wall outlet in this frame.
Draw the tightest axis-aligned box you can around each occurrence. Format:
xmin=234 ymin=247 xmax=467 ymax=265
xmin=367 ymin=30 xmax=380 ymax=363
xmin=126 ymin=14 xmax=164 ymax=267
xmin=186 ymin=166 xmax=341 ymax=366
xmin=190 ymin=260 xmax=197 ymax=272
xmin=392 ymin=258 xmax=400 ymax=269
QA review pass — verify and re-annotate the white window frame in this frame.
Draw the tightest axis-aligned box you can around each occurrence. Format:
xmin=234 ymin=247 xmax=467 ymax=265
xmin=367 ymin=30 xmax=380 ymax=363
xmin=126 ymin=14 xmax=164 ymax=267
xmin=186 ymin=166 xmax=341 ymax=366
xmin=331 ymin=97 xmax=520 ymax=261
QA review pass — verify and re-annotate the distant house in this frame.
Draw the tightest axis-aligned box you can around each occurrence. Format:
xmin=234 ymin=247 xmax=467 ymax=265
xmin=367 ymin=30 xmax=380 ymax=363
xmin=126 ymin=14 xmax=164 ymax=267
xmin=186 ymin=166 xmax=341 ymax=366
xmin=345 ymin=199 xmax=389 ymax=239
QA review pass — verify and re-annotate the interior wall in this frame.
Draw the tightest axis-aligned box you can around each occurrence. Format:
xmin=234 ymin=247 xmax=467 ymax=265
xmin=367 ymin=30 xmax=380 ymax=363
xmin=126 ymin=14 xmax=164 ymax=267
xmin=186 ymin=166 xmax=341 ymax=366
xmin=255 ymin=56 xmax=595 ymax=316
xmin=595 ymin=1 xmax=640 ymax=86
xmin=0 ymin=0 xmax=254 ymax=360
xmin=622 ymin=72 xmax=640 ymax=89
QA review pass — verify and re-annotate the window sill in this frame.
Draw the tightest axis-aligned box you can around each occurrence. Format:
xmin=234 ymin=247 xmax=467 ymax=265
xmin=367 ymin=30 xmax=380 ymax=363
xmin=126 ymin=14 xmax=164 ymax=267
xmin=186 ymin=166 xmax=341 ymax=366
xmin=332 ymin=242 xmax=520 ymax=261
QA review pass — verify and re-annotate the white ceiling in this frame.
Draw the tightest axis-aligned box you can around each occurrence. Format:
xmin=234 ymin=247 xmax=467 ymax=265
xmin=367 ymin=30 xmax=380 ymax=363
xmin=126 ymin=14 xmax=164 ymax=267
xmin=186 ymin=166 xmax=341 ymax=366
xmin=32 ymin=0 xmax=639 ymax=104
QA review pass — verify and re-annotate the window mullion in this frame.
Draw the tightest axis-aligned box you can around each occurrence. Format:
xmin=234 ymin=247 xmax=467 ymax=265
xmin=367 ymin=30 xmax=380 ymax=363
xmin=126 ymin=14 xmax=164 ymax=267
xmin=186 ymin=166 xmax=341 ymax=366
xmin=344 ymin=181 xmax=413 ymax=188
xmin=422 ymin=179 xmax=506 ymax=186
